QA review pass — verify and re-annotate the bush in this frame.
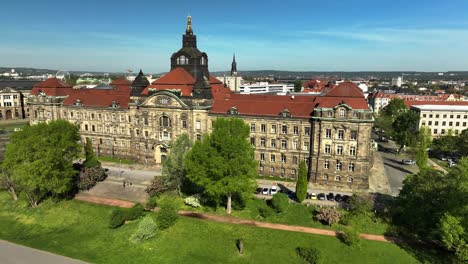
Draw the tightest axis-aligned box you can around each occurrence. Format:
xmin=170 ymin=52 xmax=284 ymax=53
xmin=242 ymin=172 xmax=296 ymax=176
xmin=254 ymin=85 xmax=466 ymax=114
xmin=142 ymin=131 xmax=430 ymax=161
xmin=340 ymin=227 xmax=361 ymax=246
xmin=258 ymin=202 xmax=274 ymax=218
xmin=271 ymin=193 xmax=289 ymax=213
xmin=130 ymin=215 xmax=158 ymax=242
xmin=156 ymin=203 xmax=178 ymax=230
xmin=146 ymin=196 xmax=158 ymax=209
xmin=109 ymin=208 xmax=125 ymax=228
xmin=315 ymin=207 xmax=341 ymax=226
xmin=125 ymin=203 xmax=145 ymax=221
xmin=146 ymin=177 xmax=167 ymax=197
xmin=296 ymin=247 xmax=322 ymax=264
xmin=349 ymin=193 xmax=373 ymax=216
xmin=184 ymin=196 xmax=201 ymax=208
xmin=77 ymin=167 xmax=107 ymax=191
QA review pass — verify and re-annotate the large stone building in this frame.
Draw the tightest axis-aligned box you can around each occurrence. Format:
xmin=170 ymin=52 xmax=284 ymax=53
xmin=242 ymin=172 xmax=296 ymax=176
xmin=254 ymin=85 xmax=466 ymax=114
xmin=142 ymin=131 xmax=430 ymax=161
xmin=28 ymin=17 xmax=375 ymax=190
xmin=0 ymin=80 xmax=38 ymax=121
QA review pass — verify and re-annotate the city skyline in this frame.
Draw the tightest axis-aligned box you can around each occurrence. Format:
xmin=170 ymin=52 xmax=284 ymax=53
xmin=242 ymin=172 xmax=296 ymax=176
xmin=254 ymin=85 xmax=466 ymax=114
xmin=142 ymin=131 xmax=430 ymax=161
xmin=2 ymin=0 xmax=468 ymax=73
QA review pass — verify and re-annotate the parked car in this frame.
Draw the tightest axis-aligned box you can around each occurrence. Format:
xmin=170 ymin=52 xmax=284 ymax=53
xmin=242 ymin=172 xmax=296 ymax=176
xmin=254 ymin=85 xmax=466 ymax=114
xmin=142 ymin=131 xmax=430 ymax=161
xmin=342 ymin=195 xmax=351 ymax=203
xmin=255 ymin=187 xmax=263 ymax=194
xmin=449 ymin=161 xmax=456 ymax=167
xmin=440 ymin=156 xmax=448 ymax=161
xmin=270 ymin=186 xmax=278 ymax=195
xmin=334 ymin=194 xmax=342 ymax=202
xmin=262 ymin=188 xmax=269 ymax=195
xmin=326 ymin=193 xmax=335 ymax=201
xmin=310 ymin=193 xmax=317 ymax=200
xmin=286 ymin=190 xmax=295 ymax=199
xmin=401 ymin=159 xmax=415 ymax=165
xmin=317 ymin=193 xmax=326 ymax=200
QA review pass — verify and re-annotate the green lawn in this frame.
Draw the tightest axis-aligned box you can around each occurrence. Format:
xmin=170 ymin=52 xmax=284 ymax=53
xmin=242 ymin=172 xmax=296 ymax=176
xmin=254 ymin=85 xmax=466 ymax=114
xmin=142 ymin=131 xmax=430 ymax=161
xmin=0 ymin=120 xmax=28 ymax=132
xmin=0 ymin=192 xmax=426 ymax=264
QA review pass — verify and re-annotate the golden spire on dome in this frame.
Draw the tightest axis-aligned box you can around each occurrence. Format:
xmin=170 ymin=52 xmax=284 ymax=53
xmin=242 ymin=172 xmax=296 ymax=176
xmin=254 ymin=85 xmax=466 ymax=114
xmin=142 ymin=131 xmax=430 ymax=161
xmin=186 ymin=15 xmax=193 ymax=34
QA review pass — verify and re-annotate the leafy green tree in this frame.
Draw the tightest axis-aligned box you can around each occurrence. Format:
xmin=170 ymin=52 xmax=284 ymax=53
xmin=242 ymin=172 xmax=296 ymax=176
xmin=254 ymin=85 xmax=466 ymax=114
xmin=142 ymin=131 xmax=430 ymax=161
xmin=185 ymin=118 xmax=257 ymax=214
xmin=295 ymin=160 xmax=308 ymax=202
xmin=458 ymin=129 xmax=468 ymax=156
xmin=416 ymin=126 xmax=431 ymax=170
xmin=83 ymin=137 xmax=100 ymax=168
xmin=294 ymin=80 xmax=303 ymax=92
xmin=431 ymin=131 xmax=459 ymax=154
xmin=161 ymin=133 xmax=192 ymax=196
xmin=271 ymin=193 xmax=289 ymax=213
xmin=0 ymin=170 xmax=18 ymax=200
xmin=382 ymin=98 xmax=406 ymax=117
xmin=392 ymin=111 xmax=419 ymax=151
xmin=439 ymin=213 xmax=466 ymax=252
xmin=1 ymin=120 xmax=80 ymax=207
xmin=348 ymin=192 xmax=373 ymax=217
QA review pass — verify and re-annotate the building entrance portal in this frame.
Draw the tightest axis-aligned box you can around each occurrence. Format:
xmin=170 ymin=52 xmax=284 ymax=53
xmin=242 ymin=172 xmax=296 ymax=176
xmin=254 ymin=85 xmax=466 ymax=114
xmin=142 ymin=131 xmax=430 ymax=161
xmin=154 ymin=144 xmax=168 ymax=164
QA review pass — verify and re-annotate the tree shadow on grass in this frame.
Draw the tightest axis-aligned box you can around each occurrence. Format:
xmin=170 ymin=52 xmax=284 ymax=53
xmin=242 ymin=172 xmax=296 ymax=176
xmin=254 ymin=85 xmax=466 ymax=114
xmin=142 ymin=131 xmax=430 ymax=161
xmin=392 ymin=239 xmax=459 ymax=264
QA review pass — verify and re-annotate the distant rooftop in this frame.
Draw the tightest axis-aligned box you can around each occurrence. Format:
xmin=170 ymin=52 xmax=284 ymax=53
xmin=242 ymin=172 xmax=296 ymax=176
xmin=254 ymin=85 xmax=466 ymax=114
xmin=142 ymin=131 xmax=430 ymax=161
xmin=0 ymin=79 xmax=39 ymax=90
xmin=411 ymin=104 xmax=468 ymax=111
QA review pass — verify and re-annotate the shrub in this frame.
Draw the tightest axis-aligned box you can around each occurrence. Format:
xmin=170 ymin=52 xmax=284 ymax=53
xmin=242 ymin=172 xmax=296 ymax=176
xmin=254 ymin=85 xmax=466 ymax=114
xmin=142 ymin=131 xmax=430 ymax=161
xmin=146 ymin=177 xmax=167 ymax=197
xmin=146 ymin=196 xmax=158 ymax=209
xmin=315 ymin=207 xmax=341 ymax=226
xmin=271 ymin=193 xmax=289 ymax=213
xmin=184 ymin=196 xmax=201 ymax=208
xmin=340 ymin=227 xmax=361 ymax=246
xmin=258 ymin=203 xmax=274 ymax=218
xmin=349 ymin=193 xmax=373 ymax=216
xmin=109 ymin=208 xmax=125 ymax=228
xmin=156 ymin=203 xmax=178 ymax=230
xmin=296 ymin=247 xmax=322 ymax=264
xmin=77 ymin=167 xmax=107 ymax=191
xmin=130 ymin=215 xmax=158 ymax=242
xmin=125 ymin=203 xmax=145 ymax=221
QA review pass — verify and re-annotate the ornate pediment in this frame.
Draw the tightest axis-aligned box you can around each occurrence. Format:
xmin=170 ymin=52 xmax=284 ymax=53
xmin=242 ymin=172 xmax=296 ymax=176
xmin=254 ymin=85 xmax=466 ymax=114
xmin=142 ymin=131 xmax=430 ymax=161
xmin=139 ymin=91 xmax=189 ymax=109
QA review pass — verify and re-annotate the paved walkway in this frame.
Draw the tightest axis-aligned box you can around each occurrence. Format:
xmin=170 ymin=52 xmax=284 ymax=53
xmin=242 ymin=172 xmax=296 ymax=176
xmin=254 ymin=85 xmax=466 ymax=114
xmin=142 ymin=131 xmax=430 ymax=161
xmin=0 ymin=240 xmax=87 ymax=264
xmin=369 ymin=151 xmax=392 ymax=194
xmin=74 ymin=195 xmax=398 ymax=243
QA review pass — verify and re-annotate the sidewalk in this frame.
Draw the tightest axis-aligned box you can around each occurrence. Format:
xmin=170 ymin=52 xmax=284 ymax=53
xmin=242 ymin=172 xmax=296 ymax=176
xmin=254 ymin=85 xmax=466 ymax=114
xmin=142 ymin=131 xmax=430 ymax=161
xmin=369 ymin=151 xmax=391 ymax=194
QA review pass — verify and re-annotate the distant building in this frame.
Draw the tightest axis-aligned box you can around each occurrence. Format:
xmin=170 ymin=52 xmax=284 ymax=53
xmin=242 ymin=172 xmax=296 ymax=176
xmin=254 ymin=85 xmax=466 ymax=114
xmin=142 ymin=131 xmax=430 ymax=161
xmin=217 ymin=54 xmax=243 ymax=92
xmin=0 ymin=80 xmax=38 ymax=120
xmin=391 ymin=77 xmax=402 ymax=87
xmin=239 ymin=82 xmax=294 ymax=94
xmin=410 ymin=102 xmax=468 ymax=137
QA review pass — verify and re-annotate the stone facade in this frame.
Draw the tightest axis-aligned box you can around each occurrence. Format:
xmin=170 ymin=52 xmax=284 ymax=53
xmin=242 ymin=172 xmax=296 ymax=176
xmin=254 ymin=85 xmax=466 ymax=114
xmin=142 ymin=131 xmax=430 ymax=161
xmin=0 ymin=88 xmax=24 ymax=120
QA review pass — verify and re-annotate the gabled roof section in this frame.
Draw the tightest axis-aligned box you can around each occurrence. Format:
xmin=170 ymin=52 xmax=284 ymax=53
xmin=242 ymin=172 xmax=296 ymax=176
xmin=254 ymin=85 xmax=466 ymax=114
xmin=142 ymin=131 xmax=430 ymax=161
xmin=151 ymin=68 xmax=195 ymax=85
xmin=325 ymin=81 xmax=364 ymax=98
xmin=30 ymin=78 xmax=72 ymax=96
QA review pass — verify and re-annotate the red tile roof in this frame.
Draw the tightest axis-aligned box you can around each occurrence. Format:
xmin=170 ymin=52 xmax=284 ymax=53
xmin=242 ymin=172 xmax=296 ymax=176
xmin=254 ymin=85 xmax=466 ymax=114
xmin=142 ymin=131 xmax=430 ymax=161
xmin=63 ymin=88 xmax=131 ymax=108
xmin=110 ymin=78 xmax=131 ymax=86
xmin=30 ymin=78 xmax=73 ymax=96
xmin=324 ymin=82 xmax=364 ymax=98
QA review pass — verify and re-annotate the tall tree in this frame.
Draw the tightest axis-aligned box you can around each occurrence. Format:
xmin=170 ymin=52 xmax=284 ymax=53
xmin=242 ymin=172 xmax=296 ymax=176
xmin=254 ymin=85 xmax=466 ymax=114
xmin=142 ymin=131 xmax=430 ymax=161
xmin=1 ymin=120 xmax=81 ymax=207
xmin=295 ymin=160 xmax=308 ymax=202
xmin=83 ymin=137 xmax=100 ymax=168
xmin=294 ymin=80 xmax=303 ymax=92
xmin=184 ymin=118 xmax=257 ymax=214
xmin=392 ymin=110 xmax=419 ymax=151
xmin=416 ymin=126 xmax=431 ymax=170
xmin=381 ymin=98 xmax=406 ymax=117
xmin=161 ymin=133 xmax=192 ymax=196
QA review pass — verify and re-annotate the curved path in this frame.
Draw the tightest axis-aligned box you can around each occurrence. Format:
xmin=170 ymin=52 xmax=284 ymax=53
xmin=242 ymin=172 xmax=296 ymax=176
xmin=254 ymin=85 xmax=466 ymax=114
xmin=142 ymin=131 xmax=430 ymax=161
xmin=75 ymin=195 xmax=398 ymax=243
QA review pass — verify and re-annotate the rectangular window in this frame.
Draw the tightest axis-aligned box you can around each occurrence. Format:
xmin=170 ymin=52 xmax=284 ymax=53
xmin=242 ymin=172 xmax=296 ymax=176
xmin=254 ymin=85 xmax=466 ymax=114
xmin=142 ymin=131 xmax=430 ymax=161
xmin=456 ymin=122 xmax=460 ymax=126
xmin=349 ymin=146 xmax=356 ymax=156
xmin=434 ymin=129 xmax=438 ymax=134
xmin=435 ymin=114 xmax=439 ymax=118
xmin=324 ymin=160 xmax=330 ymax=169
xmin=92 ymin=125 xmax=95 ymax=132
xmin=441 ymin=129 xmax=446 ymax=135
xmin=304 ymin=127 xmax=310 ymax=136
xmin=350 ymin=131 xmax=357 ymax=140
xmin=250 ymin=137 xmax=256 ymax=145
xmin=450 ymin=115 xmax=454 ymax=118
xmin=270 ymin=154 xmax=276 ymax=162
xmin=260 ymin=138 xmax=266 ymax=147
xmin=196 ymin=121 xmax=201 ymax=130
xmin=120 ymin=115 xmax=124 ymax=122
xmin=325 ymin=129 xmax=332 ymax=139
xmin=293 ymin=156 xmax=298 ymax=164
xmin=423 ymin=114 xmax=427 ymax=118
xmin=260 ymin=153 xmax=265 ymax=161
xmin=435 ymin=121 xmax=438 ymax=126
xmin=336 ymin=160 xmax=342 ymax=171
xmin=338 ymin=130 xmax=344 ymax=139
xmin=281 ymin=125 xmax=287 ymax=134
xmin=271 ymin=125 xmax=277 ymax=133
xmin=259 ymin=165 xmax=264 ymax=172
xmin=293 ymin=140 xmax=298 ymax=150
xmin=457 ymin=115 xmax=461 ymax=119
xmin=442 ymin=121 xmax=446 ymax=126
xmin=291 ymin=169 xmax=296 ymax=176
xmin=337 ymin=145 xmax=343 ymax=155
xmin=428 ymin=121 xmax=432 ymax=125
xmin=324 ymin=144 xmax=331 ymax=154
xmin=281 ymin=139 xmax=287 ymax=149
xmin=145 ymin=131 xmax=149 ymax=137
xmin=270 ymin=139 xmax=276 ymax=148
xmin=303 ymin=142 xmax=309 ymax=151
xmin=281 ymin=154 xmax=286 ymax=163
xmin=182 ymin=120 xmax=187 ymax=128
xmin=449 ymin=122 xmax=453 ymax=126
xmin=121 ymin=140 xmax=125 ymax=147
xmin=261 ymin=124 xmax=266 ymax=133
xmin=293 ymin=126 xmax=299 ymax=135
xmin=443 ymin=114 xmax=447 ymax=118
xmin=349 ymin=163 xmax=355 ymax=172
xmin=250 ymin=123 xmax=256 ymax=132
xmin=121 ymin=128 xmax=125 ymax=135
xmin=84 ymin=124 xmax=88 ymax=131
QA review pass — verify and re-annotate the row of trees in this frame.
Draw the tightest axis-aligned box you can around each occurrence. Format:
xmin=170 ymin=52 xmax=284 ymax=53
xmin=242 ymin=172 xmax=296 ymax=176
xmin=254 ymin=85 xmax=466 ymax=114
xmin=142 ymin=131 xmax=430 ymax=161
xmin=0 ymin=120 xmax=106 ymax=207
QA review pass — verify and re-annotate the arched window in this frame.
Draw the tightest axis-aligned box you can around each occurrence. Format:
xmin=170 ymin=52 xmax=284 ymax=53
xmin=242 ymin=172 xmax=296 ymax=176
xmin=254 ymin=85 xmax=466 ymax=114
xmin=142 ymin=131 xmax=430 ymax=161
xmin=339 ymin=108 xmax=346 ymax=117
xmin=160 ymin=116 xmax=171 ymax=127
xmin=177 ymin=55 xmax=188 ymax=65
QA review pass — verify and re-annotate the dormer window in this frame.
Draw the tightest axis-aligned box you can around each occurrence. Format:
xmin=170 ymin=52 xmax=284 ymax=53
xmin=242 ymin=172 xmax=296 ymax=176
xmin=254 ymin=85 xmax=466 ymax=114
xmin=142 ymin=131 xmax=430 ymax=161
xmin=110 ymin=101 xmax=120 ymax=108
xmin=75 ymin=99 xmax=83 ymax=106
xmin=339 ymin=108 xmax=346 ymax=117
xmin=280 ymin=108 xmax=291 ymax=118
xmin=352 ymin=112 xmax=359 ymax=118
xmin=177 ymin=55 xmax=189 ymax=65
xmin=228 ymin=106 xmax=239 ymax=115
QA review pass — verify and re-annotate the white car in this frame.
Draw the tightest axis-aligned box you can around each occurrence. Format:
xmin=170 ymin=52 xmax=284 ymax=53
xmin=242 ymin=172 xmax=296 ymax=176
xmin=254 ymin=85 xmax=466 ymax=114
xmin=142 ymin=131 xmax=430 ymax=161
xmin=270 ymin=186 xmax=278 ymax=195
xmin=262 ymin=187 xmax=269 ymax=195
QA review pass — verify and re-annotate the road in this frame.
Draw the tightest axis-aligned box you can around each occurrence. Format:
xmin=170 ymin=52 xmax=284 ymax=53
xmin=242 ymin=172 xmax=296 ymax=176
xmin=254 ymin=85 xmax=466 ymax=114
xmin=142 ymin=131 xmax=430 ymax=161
xmin=0 ymin=240 xmax=87 ymax=264
xmin=379 ymin=151 xmax=419 ymax=196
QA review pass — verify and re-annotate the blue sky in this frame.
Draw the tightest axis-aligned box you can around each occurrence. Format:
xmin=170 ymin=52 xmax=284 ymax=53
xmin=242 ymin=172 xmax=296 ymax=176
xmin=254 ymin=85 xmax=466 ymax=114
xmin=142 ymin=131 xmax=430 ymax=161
xmin=1 ymin=0 xmax=468 ymax=73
